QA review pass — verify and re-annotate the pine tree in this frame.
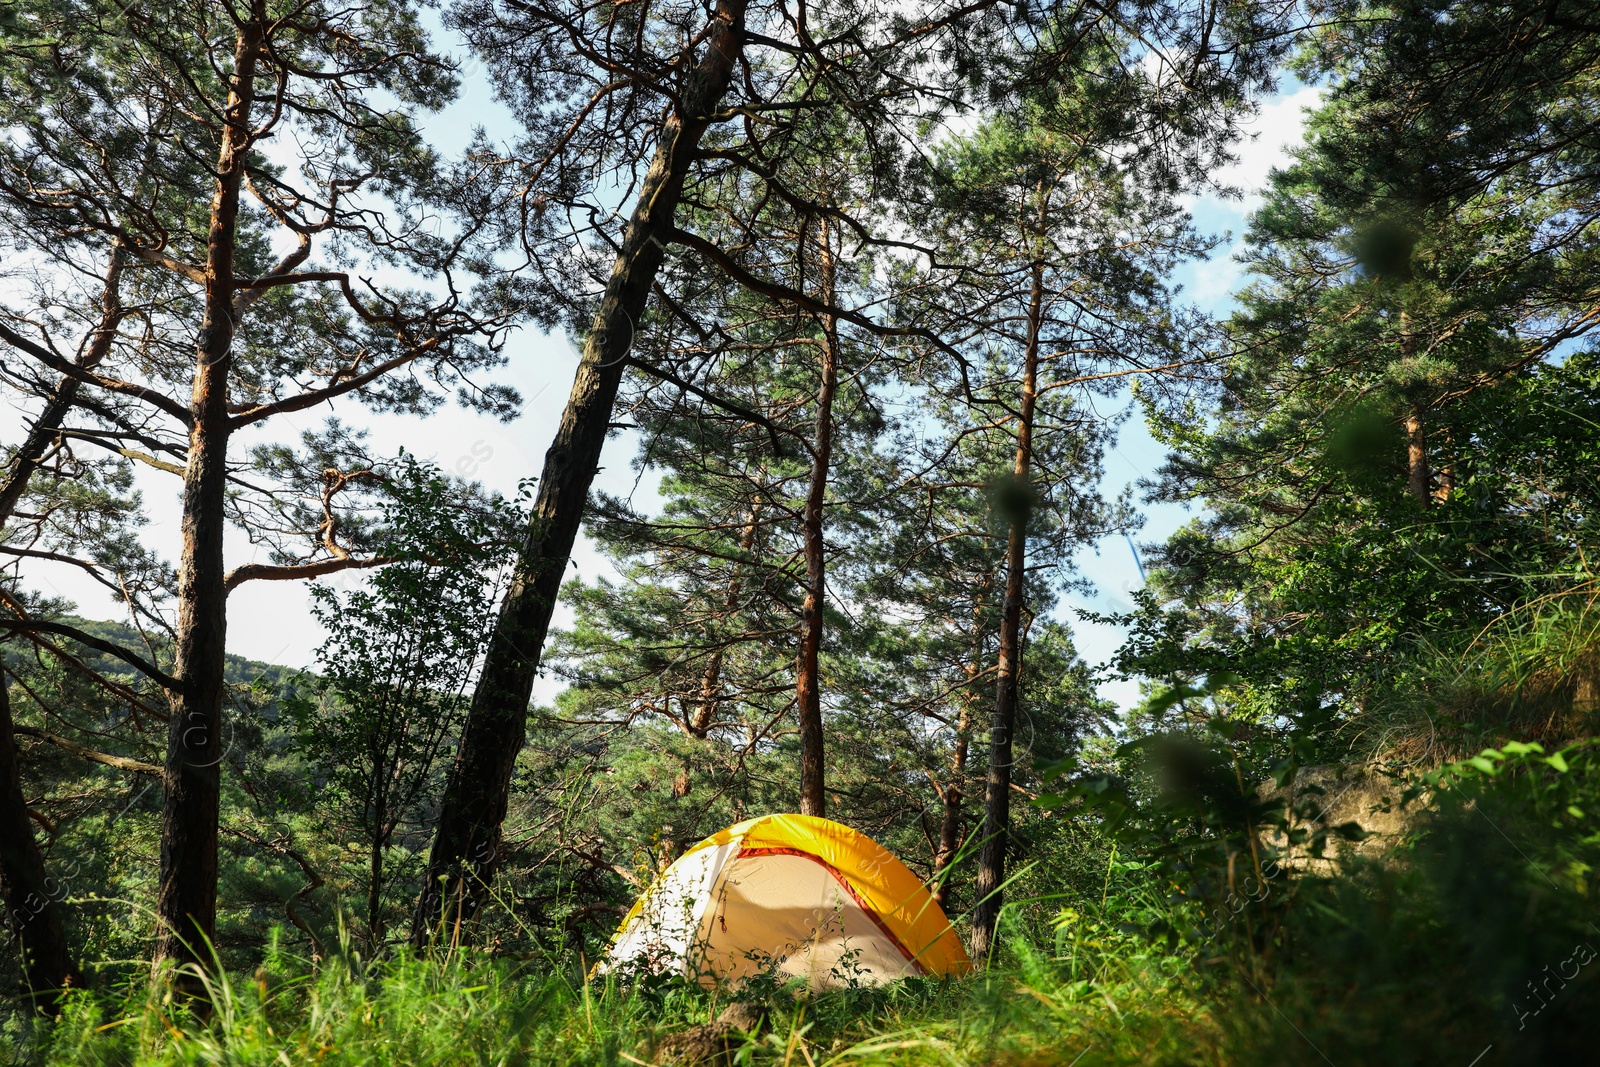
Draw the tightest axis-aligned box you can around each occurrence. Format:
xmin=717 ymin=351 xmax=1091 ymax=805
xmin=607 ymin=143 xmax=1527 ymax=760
xmin=0 ymin=0 xmax=517 ymax=988
xmin=416 ymin=0 xmax=1024 ymax=939
xmin=907 ymin=56 xmax=1238 ymax=963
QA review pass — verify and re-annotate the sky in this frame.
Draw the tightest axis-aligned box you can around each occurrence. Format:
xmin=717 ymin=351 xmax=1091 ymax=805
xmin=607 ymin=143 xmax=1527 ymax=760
xmin=1054 ymin=80 xmax=1324 ymax=711
xmin=5 ymin=40 xmax=1323 ymax=717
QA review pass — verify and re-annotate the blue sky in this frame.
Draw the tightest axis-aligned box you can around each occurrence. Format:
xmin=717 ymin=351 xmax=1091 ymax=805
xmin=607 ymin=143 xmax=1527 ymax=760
xmin=1056 ymin=80 xmax=1323 ymax=712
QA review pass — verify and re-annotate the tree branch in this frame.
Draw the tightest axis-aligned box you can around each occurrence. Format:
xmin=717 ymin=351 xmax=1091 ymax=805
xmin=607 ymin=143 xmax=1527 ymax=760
xmin=0 ymin=612 xmax=179 ymax=692
xmin=669 ymin=226 xmax=976 ymax=395
xmin=223 ymin=554 xmax=394 ymax=594
xmin=0 ymin=322 xmax=193 ymax=424
xmin=227 ymin=347 xmax=429 ymax=428
xmin=12 ymin=726 xmax=162 ymax=776
xmin=625 ymin=355 xmax=790 ymax=456
xmin=221 ymin=825 xmax=326 ymax=958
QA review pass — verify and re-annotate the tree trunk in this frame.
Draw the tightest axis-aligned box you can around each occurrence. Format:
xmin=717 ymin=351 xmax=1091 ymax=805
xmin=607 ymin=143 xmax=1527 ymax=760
xmin=0 ymin=670 xmax=82 ymax=1012
xmin=970 ymin=260 xmax=1042 ymax=965
xmin=1405 ymin=406 xmax=1430 ymax=505
xmin=1433 ymin=426 xmax=1454 ymax=503
xmin=1399 ymin=315 xmax=1429 ymax=505
xmin=930 ymin=700 xmax=970 ymax=908
xmin=411 ymin=0 xmax=748 ymax=947
xmin=367 ymin=734 xmax=388 ymax=948
xmin=689 ymin=508 xmax=759 ymax=738
xmin=1434 ymin=462 xmax=1454 ymax=501
xmin=153 ymin=333 xmax=232 ymax=984
xmin=152 ymin=11 xmax=260 ymax=983
xmin=795 ymin=222 xmax=838 ymax=819
xmin=932 ymin=590 xmax=990 ymax=907
xmin=367 ymin=836 xmax=384 ymax=948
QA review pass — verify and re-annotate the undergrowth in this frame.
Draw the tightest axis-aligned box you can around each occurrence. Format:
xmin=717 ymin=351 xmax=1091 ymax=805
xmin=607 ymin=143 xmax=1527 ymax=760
xmin=10 ymin=744 xmax=1600 ymax=1067
xmin=4 ymin=921 xmax=1216 ymax=1067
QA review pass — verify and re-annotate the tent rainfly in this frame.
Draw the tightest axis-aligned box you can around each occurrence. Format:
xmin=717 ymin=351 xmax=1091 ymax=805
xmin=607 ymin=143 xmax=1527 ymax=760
xmin=602 ymin=814 xmax=972 ymax=990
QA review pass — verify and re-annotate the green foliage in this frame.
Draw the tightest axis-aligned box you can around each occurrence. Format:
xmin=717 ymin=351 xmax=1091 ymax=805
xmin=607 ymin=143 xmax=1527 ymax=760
xmin=5 ymin=0 xmax=1599 ymax=1059
xmin=1213 ymin=741 xmax=1600 ymax=1067
xmin=284 ymin=457 xmax=527 ymax=947
xmin=14 ymin=738 xmax=1600 ymax=1067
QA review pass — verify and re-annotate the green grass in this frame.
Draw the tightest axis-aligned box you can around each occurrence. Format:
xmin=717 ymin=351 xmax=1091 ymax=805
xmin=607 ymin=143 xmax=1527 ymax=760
xmin=7 ymin=918 xmax=1220 ymax=1067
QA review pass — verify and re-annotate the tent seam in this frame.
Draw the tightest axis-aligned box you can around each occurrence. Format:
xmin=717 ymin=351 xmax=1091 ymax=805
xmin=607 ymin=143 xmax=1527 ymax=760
xmin=734 ymin=845 xmax=929 ymax=976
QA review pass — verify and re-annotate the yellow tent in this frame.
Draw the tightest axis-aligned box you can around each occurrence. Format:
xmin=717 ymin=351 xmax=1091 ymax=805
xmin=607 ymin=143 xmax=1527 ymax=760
xmin=602 ymin=814 xmax=971 ymax=990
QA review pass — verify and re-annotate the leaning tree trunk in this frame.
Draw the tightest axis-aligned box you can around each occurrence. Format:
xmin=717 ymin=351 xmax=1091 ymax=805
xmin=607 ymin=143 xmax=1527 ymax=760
xmin=795 ymin=221 xmax=838 ymax=819
xmin=411 ymin=0 xmax=749 ymax=947
xmin=151 ymin=12 xmax=259 ymax=984
xmin=0 ymin=670 xmax=82 ymax=1012
xmin=970 ymin=260 xmax=1042 ymax=966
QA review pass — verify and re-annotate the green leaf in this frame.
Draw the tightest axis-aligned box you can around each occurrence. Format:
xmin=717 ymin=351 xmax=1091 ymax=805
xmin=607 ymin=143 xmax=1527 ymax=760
xmin=1036 ymin=755 xmax=1077 ymax=781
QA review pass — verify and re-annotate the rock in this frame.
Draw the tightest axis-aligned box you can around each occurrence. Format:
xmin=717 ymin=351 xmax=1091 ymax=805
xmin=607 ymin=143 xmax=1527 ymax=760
xmin=1258 ymin=763 xmax=1419 ymax=871
xmin=653 ymin=1002 xmax=768 ymax=1065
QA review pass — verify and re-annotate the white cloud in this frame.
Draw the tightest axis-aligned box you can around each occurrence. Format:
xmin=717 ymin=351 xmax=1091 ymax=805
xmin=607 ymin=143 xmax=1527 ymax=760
xmin=1219 ymin=84 xmax=1324 ymax=200
xmin=1185 ymin=84 xmax=1324 ymax=224
xmin=1187 ymin=240 xmax=1248 ymax=305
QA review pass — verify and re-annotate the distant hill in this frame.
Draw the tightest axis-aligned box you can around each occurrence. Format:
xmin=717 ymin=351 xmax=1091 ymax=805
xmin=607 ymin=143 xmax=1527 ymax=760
xmin=3 ymin=614 xmax=304 ymax=690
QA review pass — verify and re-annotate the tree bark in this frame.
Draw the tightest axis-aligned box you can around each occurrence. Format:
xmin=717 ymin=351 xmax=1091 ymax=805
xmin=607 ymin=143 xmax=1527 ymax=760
xmin=367 ymin=731 xmax=388 ymax=948
xmin=367 ymin=835 xmax=385 ymax=948
xmin=930 ymin=700 xmax=970 ymax=907
xmin=0 ymin=669 xmax=82 ymax=1012
xmin=970 ymin=259 xmax=1042 ymax=965
xmin=795 ymin=221 xmax=838 ymax=819
xmin=411 ymin=0 xmax=748 ymax=947
xmin=1399 ymin=315 xmax=1430 ymax=505
xmin=1405 ymin=406 xmax=1430 ymax=505
xmin=1434 ymin=462 xmax=1454 ymax=502
xmin=1430 ymin=422 xmax=1453 ymax=504
xmin=151 ymin=10 xmax=260 ymax=982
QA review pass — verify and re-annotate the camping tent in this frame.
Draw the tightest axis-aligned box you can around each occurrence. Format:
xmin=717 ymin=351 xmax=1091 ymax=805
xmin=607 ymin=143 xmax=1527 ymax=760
xmin=603 ymin=814 xmax=971 ymax=990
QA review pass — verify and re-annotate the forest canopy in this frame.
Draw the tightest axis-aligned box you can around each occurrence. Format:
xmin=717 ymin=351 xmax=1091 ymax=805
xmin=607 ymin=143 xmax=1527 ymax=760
xmin=1 ymin=1 xmax=1598 ymax=1064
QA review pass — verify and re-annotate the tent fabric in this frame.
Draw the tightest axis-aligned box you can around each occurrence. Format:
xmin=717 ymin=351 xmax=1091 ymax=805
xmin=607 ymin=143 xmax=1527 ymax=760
xmin=603 ymin=814 xmax=971 ymax=990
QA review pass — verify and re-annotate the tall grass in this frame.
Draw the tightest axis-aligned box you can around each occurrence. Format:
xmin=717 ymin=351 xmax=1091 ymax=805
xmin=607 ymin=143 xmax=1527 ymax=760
xmin=13 ymin=762 xmax=1600 ymax=1067
xmin=7 ymin=900 xmax=1217 ymax=1067
xmin=1352 ymin=566 xmax=1600 ymax=766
